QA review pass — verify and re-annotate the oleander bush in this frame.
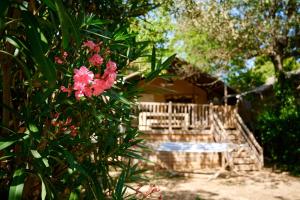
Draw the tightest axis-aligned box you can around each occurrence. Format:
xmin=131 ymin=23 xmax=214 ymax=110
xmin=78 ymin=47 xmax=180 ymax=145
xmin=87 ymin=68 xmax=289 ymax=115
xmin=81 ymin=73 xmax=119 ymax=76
xmin=0 ymin=0 xmax=172 ymax=199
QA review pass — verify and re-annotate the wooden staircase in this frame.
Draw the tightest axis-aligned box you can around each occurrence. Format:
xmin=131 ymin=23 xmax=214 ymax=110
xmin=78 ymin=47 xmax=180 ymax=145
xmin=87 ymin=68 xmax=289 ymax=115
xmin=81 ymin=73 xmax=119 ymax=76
xmin=212 ymin=112 xmax=263 ymax=171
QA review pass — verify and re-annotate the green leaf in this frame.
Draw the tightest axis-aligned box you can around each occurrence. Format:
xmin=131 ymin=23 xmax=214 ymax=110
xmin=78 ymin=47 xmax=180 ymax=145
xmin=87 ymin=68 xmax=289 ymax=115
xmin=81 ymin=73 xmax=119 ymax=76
xmin=0 ymin=140 xmax=16 ymax=151
xmin=31 ymin=149 xmax=50 ymax=168
xmin=0 ymin=0 xmax=9 ymax=16
xmin=54 ymin=0 xmax=80 ymax=48
xmin=0 ymin=130 xmax=27 ymax=151
xmin=9 ymin=168 xmax=26 ymax=200
xmin=0 ymin=0 xmax=9 ymax=30
xmin=38 ymin=174 xmax=47 ymax=200
xmin=0 ymin=153 xmax=15 ymax=161
xmin=22 ymin=12 xmax=56 ymax=87
xmin=151 ymin=45 xmax=156 ymax=71
xmin=69 ymin=192 xmax=79 ymax=200
xmin=161 ymin=53 xmax=176 ymax=69
xmin=113 ymin=31 xmax=133 ymax=41
xmin=29 ymin=124 xmax=39 ymax=133
xmin=114 ymin=170 xmax=126 ymax=199
xmin=31 ymin=150 xmax=42 ymax=158
xmin=0 ymin=132 xmax=29 ymax=151
xmin=82 ymin=15 xmax=108 ymax=28
xmin=41 ymin=0 xmax=56 ymax=10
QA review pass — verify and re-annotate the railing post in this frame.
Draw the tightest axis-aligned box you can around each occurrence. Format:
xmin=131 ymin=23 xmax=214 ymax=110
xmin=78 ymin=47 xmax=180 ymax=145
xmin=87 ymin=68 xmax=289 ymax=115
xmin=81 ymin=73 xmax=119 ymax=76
xmin=209 ymin=102 xmax=213 ymax=126
xmin=168 ymin=101 xmax=172 ymax=131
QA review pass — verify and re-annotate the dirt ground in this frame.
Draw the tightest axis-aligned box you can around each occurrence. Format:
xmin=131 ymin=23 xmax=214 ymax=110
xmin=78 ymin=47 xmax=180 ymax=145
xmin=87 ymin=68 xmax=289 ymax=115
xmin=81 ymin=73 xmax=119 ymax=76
xmin=133 ymin=168 xmax=300 ymax=200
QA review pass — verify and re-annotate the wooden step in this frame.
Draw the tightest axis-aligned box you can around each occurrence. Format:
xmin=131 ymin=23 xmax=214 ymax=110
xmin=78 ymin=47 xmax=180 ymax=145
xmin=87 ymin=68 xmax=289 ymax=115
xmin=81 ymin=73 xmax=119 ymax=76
xmin=233 ymin=164 xmax=260 ymax=171
xmin=227 ymin=134 xmax=237 ymax=141
xmin=233 ymin=157 xmax=256 ymax=164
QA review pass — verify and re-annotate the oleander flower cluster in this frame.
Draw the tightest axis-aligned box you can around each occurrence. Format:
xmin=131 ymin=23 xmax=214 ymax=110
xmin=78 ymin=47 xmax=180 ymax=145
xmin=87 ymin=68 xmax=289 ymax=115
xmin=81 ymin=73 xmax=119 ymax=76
xmin=50 ymin=113 xmax=78 ymax=137
xmin=59 ymin=40 xmax=117 ymax=100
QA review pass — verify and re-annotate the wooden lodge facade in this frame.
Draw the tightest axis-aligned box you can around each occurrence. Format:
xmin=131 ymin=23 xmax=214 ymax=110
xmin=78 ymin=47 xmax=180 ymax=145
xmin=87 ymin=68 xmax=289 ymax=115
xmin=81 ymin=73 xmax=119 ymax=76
xmin=133 ymin=58 xmax=263 ymax=172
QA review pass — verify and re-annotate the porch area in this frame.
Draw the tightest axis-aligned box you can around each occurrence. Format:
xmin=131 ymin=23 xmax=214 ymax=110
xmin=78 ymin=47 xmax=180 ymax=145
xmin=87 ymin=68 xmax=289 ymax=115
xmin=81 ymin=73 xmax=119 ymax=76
xmin=137 ymin=102 xmax=236 ymax=132
xmin=135 ymin=102 xmax=263 ymax=172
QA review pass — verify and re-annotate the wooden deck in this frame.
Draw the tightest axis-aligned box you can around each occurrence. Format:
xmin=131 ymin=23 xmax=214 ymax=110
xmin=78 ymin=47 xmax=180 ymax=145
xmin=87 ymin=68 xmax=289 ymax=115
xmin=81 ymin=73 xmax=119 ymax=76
xmin=137 ymin=102 xmax=235 ymax=132
xmin=135 ymin=102 xmax=263 ymax=171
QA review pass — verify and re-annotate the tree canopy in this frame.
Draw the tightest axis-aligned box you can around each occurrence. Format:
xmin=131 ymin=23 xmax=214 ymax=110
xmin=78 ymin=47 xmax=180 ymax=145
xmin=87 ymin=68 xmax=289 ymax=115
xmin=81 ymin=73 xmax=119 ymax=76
xmin=171 ymin=0 xmax=300 ymax=74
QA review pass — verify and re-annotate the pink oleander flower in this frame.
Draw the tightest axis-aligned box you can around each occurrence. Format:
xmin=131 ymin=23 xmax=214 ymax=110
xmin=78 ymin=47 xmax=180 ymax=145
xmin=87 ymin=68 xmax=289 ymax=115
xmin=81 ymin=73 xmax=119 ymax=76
xmin=88 ymin=54 xmax=103 ymax=66
xmin=94 ymin=73 xmax=101 ymax=79
xmin=83 ymin=40 xmax=96 ymax=49
xmin=65 ymin=117 xmax=72 ymax=125
xmin=70 ymin=125 xmax=77 ymax=137
xmin=102 ymin=61 xmax=117 ymax=78
xmin=101 ymin=60 xmax=117 ymax=90
xmin=83 ymin=40 xmax=100 ymax=53
xmin=104 ymin=73 xmax=117 ymax=90
xmin=73 ymin=66 xmax=94 ymax=100
xmin=84 ymin=85 xmax=93 ymax=97
xmin=63 ymin=51 xmax=68 ymax=59
xmin=52 ymin=112 xmax=60 ymax=119
xmin=54 ymin=56 xmax=63 ymax=64
xmin=92 ymin=79 xmax=106 ymax=96
xmin=73 ymin=66 xmax=94 ymax=85
xmin=74 ymin=90 xmax=84 ymax=100
xmin=106 ymin=60 xmax=117 ymax=72
xmin=102 ymin=61 xmax=116 ymax=77
xmin=60 ymin=85 xmax=72 ymax=96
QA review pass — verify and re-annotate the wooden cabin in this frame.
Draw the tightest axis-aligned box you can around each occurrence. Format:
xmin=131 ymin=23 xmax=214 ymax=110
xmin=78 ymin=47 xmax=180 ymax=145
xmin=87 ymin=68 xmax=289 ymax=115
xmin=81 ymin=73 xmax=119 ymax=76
xmin=133 ymin=58 xmax=263 ymax=172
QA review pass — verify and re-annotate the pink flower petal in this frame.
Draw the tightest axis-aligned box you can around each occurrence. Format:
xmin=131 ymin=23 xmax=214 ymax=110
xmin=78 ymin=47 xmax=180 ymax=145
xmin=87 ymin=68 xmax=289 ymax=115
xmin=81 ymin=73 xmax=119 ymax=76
xmin=88 ymin=54 xmax=103 ymax=66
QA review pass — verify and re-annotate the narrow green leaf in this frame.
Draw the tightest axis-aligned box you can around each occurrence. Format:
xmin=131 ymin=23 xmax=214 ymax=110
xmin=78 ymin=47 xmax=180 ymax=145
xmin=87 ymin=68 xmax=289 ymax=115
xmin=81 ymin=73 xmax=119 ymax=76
xmin=54 ymin=0 xmax=80 ymax=48
xmin=31 ymin=150 xmax=42 ymax=158
xmin=151 ymin=45 xmax=156 ymax=71
xmin=114 ymin=171 xmax=126 ymax=199
xmin=0 ymin=153 xmax=15 ymax=161
xmin=69 ymin=192 xmax=79 ymax=200
xmin=0 ymin=130 xmax=25 ymax=151
xmin=41 ymin=0 xmax=56 ymax=10
xmin=31 ymin=149 xmax=50 ymax=169
xmin=161 ymin=53 xmax=176 ymax=69
xmin=38 ymin=174 xmax=47 ymax=200
xmin=9 ymin=169 xmax=26 ymax=200
xmin=0 ymin=0 xmax=9 ymax=30
xmin=29 ymin=124 xmax=39 ymax=133
xmin=0 ymin=141 xmax=16 ymax=151
xmin=42 ymin=158 xmax=50 ymax=168
xmin=22 ymin=12 xmax=56 ymax=87
xmin=113 ymin=30 xmax=133 ymax=41
xmin=0 ymin=0 xmax=9 ymax=15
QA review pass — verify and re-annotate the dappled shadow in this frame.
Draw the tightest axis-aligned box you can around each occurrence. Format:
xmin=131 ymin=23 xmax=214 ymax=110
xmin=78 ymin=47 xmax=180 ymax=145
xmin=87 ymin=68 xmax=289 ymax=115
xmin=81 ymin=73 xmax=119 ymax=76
xmin=161 ymin=189 xmax=232 ymax=200
xmin=217 ymin=169 xmax=292 ymax=188
xmin=141 ymin=167 xmax=300 ymax=200
xmin=273 ymin=196 xmax=293 ymax=200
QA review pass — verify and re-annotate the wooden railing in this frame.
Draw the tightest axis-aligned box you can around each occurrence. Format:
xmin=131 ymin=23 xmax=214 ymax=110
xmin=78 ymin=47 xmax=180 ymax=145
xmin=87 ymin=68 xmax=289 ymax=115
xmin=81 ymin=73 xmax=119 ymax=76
xmin=211 ymin=113 xmax=228 ymax=143
xmin=211 ymin=113 xmax=234 ymax=168
xmin=213 ymin=106 xmax=236 ymax=128
xmin=136 ymin=102 xmax=236 ymax=132
xmin=235 ymin=114 xmax=264 ymax=169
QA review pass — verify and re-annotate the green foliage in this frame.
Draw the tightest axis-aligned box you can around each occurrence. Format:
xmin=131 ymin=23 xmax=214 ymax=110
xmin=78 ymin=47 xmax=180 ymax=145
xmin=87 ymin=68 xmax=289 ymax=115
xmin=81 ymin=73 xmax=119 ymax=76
xmin=257 ymin=78 xmax=300 ymax=173
xmin=170 ymin=25 xmax=217 ymax=72
xmin=226 ymin=58 xmax=266 ymax=92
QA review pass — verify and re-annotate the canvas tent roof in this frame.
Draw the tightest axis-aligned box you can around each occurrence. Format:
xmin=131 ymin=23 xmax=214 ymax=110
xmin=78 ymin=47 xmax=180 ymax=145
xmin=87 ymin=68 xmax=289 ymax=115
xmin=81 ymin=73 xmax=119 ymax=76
xmin=124 ymin=57 xmax=237 ymax=104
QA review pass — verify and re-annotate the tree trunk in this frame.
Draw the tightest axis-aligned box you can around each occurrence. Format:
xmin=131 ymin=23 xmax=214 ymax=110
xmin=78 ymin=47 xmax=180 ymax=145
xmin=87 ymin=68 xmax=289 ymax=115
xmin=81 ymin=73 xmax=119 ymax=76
xmin=270 ymin=53 xmax=287 ymax=104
